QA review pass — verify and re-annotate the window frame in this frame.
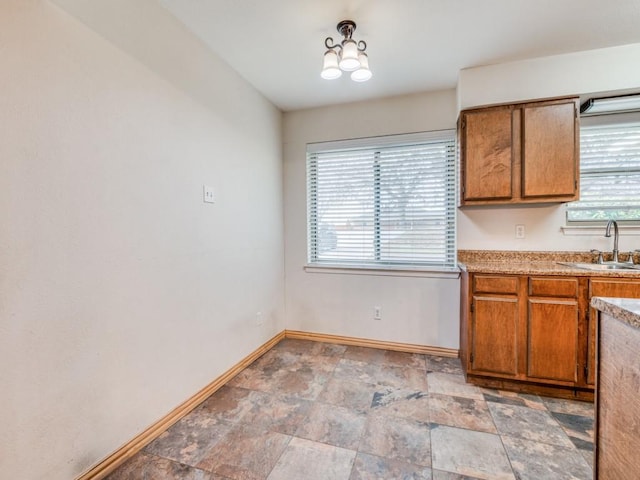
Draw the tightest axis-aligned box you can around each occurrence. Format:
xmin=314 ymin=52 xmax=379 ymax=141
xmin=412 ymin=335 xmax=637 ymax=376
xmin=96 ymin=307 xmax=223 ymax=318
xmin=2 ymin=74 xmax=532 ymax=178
xmin=566 ymin=111 xmax=640 ymax=227
xmin=306 ymin=130 xmax=458 ymax=273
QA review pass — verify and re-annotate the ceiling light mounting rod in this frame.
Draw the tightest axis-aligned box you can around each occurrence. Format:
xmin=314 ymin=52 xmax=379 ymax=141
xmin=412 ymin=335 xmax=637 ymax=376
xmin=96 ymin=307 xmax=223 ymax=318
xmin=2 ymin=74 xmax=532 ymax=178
xmin=320 ymin=19 xmax=372 ymax=82
xmin=338 ymin=20 xmax=355 ymax=40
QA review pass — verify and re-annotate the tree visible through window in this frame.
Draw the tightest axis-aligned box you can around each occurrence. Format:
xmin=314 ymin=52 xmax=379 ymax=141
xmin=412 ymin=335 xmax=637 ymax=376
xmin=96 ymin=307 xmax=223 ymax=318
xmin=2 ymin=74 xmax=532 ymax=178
xmin=307 ymin=131 xmax=456 ymax=268
xmin=567 ymin=121 xmax=640 ymax=222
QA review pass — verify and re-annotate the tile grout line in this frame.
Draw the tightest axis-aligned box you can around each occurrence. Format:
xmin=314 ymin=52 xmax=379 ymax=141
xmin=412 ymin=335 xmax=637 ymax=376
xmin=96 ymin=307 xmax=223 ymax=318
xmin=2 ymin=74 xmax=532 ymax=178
xmin=263 ymin=434 xmax=294 ymax=480
xmin=485 ymin=396 xmax=594 ymax=478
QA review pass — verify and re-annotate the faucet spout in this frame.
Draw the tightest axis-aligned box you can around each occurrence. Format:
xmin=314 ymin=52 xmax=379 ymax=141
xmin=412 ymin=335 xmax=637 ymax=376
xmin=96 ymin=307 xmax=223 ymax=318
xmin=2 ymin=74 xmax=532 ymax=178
xmin=605 ymin=219 xmax=620 ymax=263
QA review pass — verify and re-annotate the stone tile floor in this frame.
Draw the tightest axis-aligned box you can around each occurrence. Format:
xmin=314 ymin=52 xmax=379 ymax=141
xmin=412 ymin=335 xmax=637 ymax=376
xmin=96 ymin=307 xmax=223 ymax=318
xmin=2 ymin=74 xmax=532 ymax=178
xmin=108 ymin=339 xmax=594 ymax=480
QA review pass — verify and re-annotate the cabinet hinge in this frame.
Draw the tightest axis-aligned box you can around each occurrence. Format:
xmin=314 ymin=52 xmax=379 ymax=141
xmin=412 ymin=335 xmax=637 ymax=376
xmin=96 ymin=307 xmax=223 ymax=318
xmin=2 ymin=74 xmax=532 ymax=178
xmin=470 ymin=301 xmax=474 ymax=313
xmin=461 ymin=118 xmax=466 ymax=129
xmin=470 ymin=353 xmax=474 ymax=363
xmin=584 ymin=364 xmax=588 ymax=379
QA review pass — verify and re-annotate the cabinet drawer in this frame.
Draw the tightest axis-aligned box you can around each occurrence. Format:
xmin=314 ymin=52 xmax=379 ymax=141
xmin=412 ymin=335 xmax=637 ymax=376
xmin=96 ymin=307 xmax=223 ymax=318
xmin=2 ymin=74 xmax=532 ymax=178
xmin=474 ymin=275 xmax=518 ymax=294
xmin=590 ymin=279 xmax=640 ymax=298
xmin=529 ymin=277 xmax=578 ymax=298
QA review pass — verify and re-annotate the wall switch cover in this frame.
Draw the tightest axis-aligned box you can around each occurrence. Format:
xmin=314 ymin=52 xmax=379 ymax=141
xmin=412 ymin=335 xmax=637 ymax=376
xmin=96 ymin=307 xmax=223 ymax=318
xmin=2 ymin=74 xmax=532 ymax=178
xmin=203 ymin=185 xmax=215 ymax=203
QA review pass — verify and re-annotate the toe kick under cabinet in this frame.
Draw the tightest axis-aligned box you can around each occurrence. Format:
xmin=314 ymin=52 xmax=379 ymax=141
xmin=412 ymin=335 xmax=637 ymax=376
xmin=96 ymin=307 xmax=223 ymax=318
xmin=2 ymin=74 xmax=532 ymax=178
xmin=460 ymin=272 xmax=640 ymax=400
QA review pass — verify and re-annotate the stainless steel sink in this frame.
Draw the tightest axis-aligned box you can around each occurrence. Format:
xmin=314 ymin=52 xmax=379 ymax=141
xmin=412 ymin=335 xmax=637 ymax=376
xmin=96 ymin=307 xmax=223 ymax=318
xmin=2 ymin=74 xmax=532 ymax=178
xmin=557 ymin=261 xmax=640 ymax=271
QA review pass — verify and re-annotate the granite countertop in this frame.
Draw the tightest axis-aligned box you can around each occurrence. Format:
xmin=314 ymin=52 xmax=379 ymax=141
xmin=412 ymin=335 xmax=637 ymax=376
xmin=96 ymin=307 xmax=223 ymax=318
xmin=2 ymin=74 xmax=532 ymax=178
xmin=458 ymin=250 xmax=640 ymax=278
xmin=591 ymin=297 xmax=640 ymax=330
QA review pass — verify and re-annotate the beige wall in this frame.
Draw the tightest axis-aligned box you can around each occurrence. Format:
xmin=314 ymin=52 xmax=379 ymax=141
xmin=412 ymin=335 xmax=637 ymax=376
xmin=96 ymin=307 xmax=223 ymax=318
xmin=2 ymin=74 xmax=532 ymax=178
xmin=458 ymin=204 xmax=640 ymax=253
xmin=0 ymin=1 xmax=283 ymax=478
xmin=457 ymin=42 xmax=640 ymax=253
xmin=283 ymin=55 xmax=640 ymax=357
xmin=458 ymin=42 xmax=640 ymax=110
xmin=283 ymin=91 xmax=462 ymax=350
xmin=3 ymin=3 xmax=640 ymax=478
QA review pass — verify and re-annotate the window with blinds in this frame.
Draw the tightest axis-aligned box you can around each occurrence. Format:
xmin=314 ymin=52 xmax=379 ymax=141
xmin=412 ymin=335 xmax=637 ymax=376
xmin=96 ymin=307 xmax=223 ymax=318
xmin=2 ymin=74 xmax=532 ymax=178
xmin=567 ymin=119 xmax=640 ymax=223
xmin=307 ymin=131 xmax=456 ymax=268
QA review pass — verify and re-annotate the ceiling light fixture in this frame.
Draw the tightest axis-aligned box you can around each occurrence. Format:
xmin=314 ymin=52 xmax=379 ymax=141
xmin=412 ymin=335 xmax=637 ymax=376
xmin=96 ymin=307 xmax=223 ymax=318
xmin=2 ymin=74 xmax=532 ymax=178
xmin=580 ymin=93 xmax=640 ymax=115
xmin=321 ymin=20 xmax=372 ymax=82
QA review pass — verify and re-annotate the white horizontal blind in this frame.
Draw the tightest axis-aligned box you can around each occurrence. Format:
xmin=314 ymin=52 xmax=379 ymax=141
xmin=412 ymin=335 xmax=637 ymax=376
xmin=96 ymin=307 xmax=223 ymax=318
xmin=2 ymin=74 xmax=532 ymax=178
xmin=567 ymin=122 xmax=640 ymax=222
xmin=307 ymin=131 xmax=456 ymax=267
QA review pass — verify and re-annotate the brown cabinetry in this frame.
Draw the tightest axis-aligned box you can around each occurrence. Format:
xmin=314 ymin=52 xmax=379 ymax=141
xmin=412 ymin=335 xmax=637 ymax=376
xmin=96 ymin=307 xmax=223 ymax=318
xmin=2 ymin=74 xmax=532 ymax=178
xmin=586 ymin=279 xmax=640 ymax=386
xmin=468 ymin=274 xmax=584 ymax=386
xmin=468 ymin=275 xmax=521 ymax=377
xmin=462 ymin=272 xmax=594 ymax=399
xmin=594 ymin=305 xmax=640 ymax=479
xmin=459 ymin=97 xmax=579 ymax=206
xmin=527 ymin=299 xmax=578 ymax=382
xmin=462 ymin=272 xmax=640 ymax=398
xmin=527 ymin=277 xmax=579 ymax=384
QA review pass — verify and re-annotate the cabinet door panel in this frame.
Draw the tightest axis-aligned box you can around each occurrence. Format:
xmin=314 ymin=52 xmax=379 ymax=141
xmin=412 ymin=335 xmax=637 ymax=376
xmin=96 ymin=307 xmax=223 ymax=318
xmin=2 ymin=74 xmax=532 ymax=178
xmin=463 ymin=108 xmax=513 ymax=201
xmin=528 ymin=299 xmax=578 ymax=383
xmin=471 ymin=296 xmax=518 ymax=376
xmin=522 ymin=101 xmax=577 ymax=199
xmin=587 ymin=279 xmax=640 ymax=385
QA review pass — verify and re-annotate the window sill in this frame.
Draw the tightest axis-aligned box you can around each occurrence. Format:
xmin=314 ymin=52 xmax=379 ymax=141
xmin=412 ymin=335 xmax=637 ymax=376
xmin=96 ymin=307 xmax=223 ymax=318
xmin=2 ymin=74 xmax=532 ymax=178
xmin=304 ymin=264 xmax=461 ymax=279
xmin=561 ymin=225 xmax=640 ymax=236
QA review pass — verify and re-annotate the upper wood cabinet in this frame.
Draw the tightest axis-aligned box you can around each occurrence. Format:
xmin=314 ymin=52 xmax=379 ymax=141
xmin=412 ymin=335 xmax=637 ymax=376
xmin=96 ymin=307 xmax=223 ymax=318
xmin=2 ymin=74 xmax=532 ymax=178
xmin=462 ymin=106 xmax=514 ymax=201
xmin=459 ymin=97 xmax=580 ymax=206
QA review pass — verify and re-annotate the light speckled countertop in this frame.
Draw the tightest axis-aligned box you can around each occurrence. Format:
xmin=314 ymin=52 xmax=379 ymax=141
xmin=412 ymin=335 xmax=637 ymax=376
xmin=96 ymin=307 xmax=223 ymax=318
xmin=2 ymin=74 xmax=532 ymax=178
xmin=591 ymin=297 xmax=640 ymax=330
xmin=458 ymin=250 xmax=640 ymax=278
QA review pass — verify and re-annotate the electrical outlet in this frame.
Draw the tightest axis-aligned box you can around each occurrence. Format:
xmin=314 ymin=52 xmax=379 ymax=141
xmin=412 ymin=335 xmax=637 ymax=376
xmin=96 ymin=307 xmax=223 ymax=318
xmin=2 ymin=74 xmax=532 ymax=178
xmin=374 ymin=306 xmax=381 ymax=320
xmin=515 ymin=224 xmax=525 ymax=239
xmin=256 ymin=311 xmax=263 ymax=326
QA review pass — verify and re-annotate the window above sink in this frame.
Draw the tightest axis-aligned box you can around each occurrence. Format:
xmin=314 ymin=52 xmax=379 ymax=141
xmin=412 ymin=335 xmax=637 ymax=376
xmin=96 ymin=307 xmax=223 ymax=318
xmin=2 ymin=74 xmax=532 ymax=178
xmin=566 ymin=110 xmax=640 ymax=226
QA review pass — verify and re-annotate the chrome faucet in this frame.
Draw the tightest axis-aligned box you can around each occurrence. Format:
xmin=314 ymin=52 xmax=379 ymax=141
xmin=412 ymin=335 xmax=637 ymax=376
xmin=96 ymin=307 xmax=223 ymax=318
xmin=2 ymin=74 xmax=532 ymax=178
xmin=605 ymin=219 xmax=620 ymax=263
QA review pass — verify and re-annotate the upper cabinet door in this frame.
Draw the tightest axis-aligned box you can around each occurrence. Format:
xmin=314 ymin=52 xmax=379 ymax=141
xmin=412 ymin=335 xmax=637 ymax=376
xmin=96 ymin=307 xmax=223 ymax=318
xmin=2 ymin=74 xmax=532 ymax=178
xmin=522 ymin=100 xmax=578 ymax=199
xmin=461 ymin=107 xmax=513 ymax=202
xmin=459 ymin=97 xmax=579 ymax=206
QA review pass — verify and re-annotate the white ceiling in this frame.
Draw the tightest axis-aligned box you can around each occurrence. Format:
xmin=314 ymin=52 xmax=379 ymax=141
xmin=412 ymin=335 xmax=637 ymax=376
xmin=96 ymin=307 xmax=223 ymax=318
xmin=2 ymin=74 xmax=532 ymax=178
xmin=54 ymin=0 xmax=640 ymax=112
xmin=157 ymin=0 xmax=640 ymax=111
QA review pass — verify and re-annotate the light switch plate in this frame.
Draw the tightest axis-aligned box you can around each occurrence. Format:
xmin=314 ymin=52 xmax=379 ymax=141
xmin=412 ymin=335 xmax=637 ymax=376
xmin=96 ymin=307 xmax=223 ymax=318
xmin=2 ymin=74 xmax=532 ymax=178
xmin=203 ymin=185 xmax=215 ymax=203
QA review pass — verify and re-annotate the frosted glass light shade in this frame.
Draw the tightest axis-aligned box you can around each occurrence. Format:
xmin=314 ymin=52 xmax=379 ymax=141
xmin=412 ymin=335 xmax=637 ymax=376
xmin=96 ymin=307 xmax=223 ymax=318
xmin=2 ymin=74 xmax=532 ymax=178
xmin=320 ymin=50 xmax=342 ymax=79
xmin=339 ymin=39 xmax=360 ymax=71
xmin=351 ymin=52 xmax=372 ymax=82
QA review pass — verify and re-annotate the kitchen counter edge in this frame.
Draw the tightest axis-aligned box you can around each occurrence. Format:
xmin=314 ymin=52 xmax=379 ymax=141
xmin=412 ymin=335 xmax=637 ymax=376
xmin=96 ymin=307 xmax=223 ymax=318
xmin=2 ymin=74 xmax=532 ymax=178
xmin=591 ymin=297 xmax=640 ymax=330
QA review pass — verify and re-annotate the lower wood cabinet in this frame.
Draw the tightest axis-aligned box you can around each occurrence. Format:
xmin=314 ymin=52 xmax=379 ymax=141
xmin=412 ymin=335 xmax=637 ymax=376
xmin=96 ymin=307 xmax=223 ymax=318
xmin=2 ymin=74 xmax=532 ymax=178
xmin=595 ymin=308 xmax=640 ymax=479
xmin=471 ymin=295 xmax=519 ymax=376
xmin=526 ymin=277 xmax=580 ymax=384
xmin=586 ymin=279 xmax=640 ymax=386
xmin=460 ymin=272 xmax=640 ymax=399
xmin=468 ymin=274 xmax=520 ymax=376
xmin=527 ymin=297 xmax=579 ymax=383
